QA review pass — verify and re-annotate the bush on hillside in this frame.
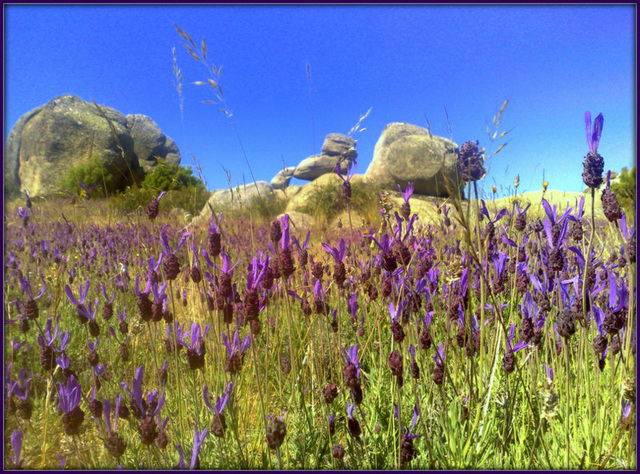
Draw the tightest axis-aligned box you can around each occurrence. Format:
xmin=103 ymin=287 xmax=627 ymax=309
xmin=109 ymin=160 xmax=210 ymax=216
xmin=59 ymin=155 xmax=112 ymax=199
xmin=611 ymin=166 xmax=635 ymax=212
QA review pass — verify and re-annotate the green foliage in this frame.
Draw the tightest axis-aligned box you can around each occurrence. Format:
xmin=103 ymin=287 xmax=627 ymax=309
xmin=59 ymin=154 xmax=112 ymax=198
xmin=298 ymin=179 xmax=382 ymax=224
xmin=107 ymin=159 xmax=211 ymax=215
xmin=611 ymin=166 xmax=636 ymax=212
xmin=109 ymin=183 xmax=210 ymax=217
xmin=211 ymin=193 xmax=288 ymax=224
xmin=298 ymin=181 xmax=345 ymax=222
xmin=141 ymin=159 xmax=201 ymax=192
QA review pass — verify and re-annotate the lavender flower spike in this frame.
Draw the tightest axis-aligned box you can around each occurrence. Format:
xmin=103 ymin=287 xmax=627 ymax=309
xmin=190 ymin=425 xmax=208 ymax=469
xmin=58 ymin=375 xmax=82 ymax=414
xmin=585 ymin=111 xmax=604 ymax=154
xmin=10 ymin=430 xmax=23 ymax=468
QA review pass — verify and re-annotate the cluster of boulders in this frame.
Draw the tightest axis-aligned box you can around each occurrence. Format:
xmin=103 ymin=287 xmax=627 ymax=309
xmin=198 ymin=123 xmax=463 ymax=224
xmin=270 ymin=133 xmax=357 ymax=190
xmin=5 ymin=94 xmax=467 ymax=227
xmin=4 ymin=95 xmax=181 ymax=197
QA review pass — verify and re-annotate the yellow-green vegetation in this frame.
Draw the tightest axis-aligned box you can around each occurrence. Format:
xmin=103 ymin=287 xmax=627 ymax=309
xmin=109 ymin=161 xmax=210 ymax=216
xmin=59 ymin=154 xmax=112 ymax=199
xmin=611 ymin=166 xmax=636 ymax=213
xmin=297 ymin=180 xmax=382 ymax=226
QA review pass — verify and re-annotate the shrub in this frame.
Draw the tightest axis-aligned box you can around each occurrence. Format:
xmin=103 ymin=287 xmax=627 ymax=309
xmin=611 ymin=166 xmax=635 ymax=212
xmin=142 ymin=159 xmax=201 ymax=192
xmin=59 ymin=155 xmax=112 ymax=198
xmin=109 ymin=184 xmax=210 ymax=217
xmin=298 ymin=181 xmax=345 ymax=223
xmin=298 ymin=179 xmax=382 ymax=225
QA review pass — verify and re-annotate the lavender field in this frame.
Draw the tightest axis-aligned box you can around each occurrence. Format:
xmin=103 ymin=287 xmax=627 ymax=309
xmin=4 ymin=112 xmax=636 ymax=470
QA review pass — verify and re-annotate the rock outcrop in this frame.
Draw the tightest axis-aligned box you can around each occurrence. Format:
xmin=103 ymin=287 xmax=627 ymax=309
xmin=125 ymin=114 xmax=181 ymax=174
xmin=292 ymin=154 xmax=352 ymax=181
xmin=364 ymin=123 xmax=462 ymax=197
xmin=195 ymin=180 xmax=287 ymax=225
xmin=270 ymin=166 xmax=296 ymax=190
xmin=290 ymin=133 xmax=357 ymax=183
xmin=4 ymin=95 xmax=181 ymax=197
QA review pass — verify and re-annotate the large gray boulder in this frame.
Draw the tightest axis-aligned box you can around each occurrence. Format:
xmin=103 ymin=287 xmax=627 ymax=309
xmin=293 ymin=154 xmax=353 ymax=181
xmin=364 ymin=123 xmax=462 ymax=197
xmin=196 ymin=181 xmax=286 ymax=223
xmin=322 ymin=133 xmax=357 ymax=160
xmin=4 ymin=95 xmax=182 ymax=197
xmin=292 ymin=133 xmax=357 ymax=182
xmin=4 ymin=95 xmax=140 ymax=197
xmin=4 ymin=105 xmax=45 ymax=197
xmin=270 ymin=166 xmax=296 ymax=190
xmin=125 ymin=114 xmax=181 ymax=174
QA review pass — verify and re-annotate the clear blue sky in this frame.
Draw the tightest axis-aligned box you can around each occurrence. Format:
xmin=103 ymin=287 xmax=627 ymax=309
xmin=4 ymin=5 xmax=635 ymax=197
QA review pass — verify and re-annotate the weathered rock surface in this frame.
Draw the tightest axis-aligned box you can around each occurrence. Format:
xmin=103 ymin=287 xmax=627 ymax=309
xmin=293 ymin=154 xmax=352 ymax=181
xmin=270 ymin=166 xmax=296 ymax=190
xmin=4 ymin=95 xmax=140 ymax=196
xmin=285 ymin=173 xmax=368 ymax=214
xmin=4 ymin=95 xmax=181 ymax=197
xmin=292 ymin=133 xmax=357 ymax=182
xmin=196 ymin=181 xmax=286 ymax=224
xmin=364 ymin=123 xmax=462 ymax=197
xmin=277 ymin=210 xmax=314 ymax=230
xmin=125 ymin=114 xmax=181 ymax=174
xmin=322 ymin=133 xmax=357 ymax=160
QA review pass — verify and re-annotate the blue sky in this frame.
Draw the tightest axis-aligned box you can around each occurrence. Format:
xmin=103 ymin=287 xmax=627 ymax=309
xmin=4 ymin=4 xmax=635 ymax=197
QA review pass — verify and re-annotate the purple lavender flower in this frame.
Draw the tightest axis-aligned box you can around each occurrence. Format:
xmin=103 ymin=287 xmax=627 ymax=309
xmin=100 ymin=283 xmax=116 ymax=321
xmin=601 ymin=171 xmax=623 ymax=223
xmin=160 ymin=226 xmax=191 ymax=281
xmin=582 ymin=111 xmax=605 ymax=189
xmin=222 ymin=330 xmax=251 ymax=375
xmin=457 ymin=140 xmax=486 ymax=182
xmin=19 ymin=274 xmax=45 ymax=320
xmin=346 ymin=402 xmax=361 ymax=438
xmin=206 ymin=212 xmax=223 ymax=258
xmin=57 ymin=453 xmax=66 ymax=469
xmin=65 ymin=277 xmax=90 ymax=324
xmin=389 ymin=300 xmax=406 ymax=343
xmin=322 ymin=239 xmax=348 ymax=286
xmin=150 ymin=281 xmax=168 ymax=322
xmin=37 ymin=315 xmax=60 ymax=371
xmin=55 ymin=352 xmax=76 ymax=381
xmin=394 ymin=403 xmax=423 ymax=466
xmin=335 ymin=158 xmax=356 ymax=199
xmin=183 ymin=322 xmax=210 ymax=370
xmin=103 ymin=397 xmax=127 ymax=458
xmin=398 ymin=182 xmax=414 ymax=219
xmin=121 ymin=366 xmax=145 ymax=417
xmin=621 ymin=400 xmax=633 ymax=427
xmin=408 ymin=344 xmax=420 ymax=379
xmin=146 ymin=191 xmax=166 ymax=220
xmin=347 ymin=292 xmax=359 ymax=322
xmin=175 ymin=425 xmax=209 ymax=469
xmin=10 ymin=430 xmax=23 ymax=468
xmin=17 ymin=206 xmax=30 ymax=227
xmin=370 ymin=234 xmax=397 ymax=273
xmin=204 ymin=382 xmax=232 ymax=437
xmin=432 ymin=343 xmax=446 ymax=385
xmin=59 ymin=375 xmax=84 ymax=435
xmin=291 ymin=231 xmax=311 ymax=267
xmin=9 ymin=369 xmax=32 ymax=420
xmin=313 ymin=279 xmax=329 ymax=315
xmin=342 ymin=344 xmax=360 ymax=388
